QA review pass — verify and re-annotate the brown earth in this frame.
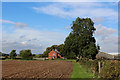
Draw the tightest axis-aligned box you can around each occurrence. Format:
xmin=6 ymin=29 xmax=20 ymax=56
xmin=2 ymin=60 xmax=73 ymax=80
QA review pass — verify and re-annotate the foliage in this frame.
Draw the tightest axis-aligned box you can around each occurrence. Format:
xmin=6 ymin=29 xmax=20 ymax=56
xmin=0 ymin=52 xmax=9 ymax=59
xmin=114 ymin=54 xmax=120 ymax=60
xmin=43 ymin=44 xmax=64 ymax=57
xmin=34 ymin=54 xmax=47 ymax=58
xmin=9 ymin=50 xmax=17 ymax=59
xmin=20 ymin=49 xmax=33 ymax=60
xmin=43 ymin=45 xmax=56 ymax=57
xmin=79 ymin=59 xmax=120 ymax=78
xmin=100 ymin=60 xmax=120 ymax=78
xmin=0 ymin=52 xmax=9 ymax=56
xmin=32 ymin=54 xmax=36 ymax=57
xmin=63 ymin=17 xmax=99 ymax=59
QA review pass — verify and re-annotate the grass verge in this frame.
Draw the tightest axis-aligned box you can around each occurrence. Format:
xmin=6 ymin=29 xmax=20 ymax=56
xmin=71 ymin=61 xmax=94 ymax=79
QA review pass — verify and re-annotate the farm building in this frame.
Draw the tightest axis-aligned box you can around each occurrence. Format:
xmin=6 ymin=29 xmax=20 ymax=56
xmin=48 ymin=49 xmax=64 ymax=59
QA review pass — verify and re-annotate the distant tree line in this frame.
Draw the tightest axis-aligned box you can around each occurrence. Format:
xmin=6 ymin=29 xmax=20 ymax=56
xmin=1 ymin=49 xmax=34 ymax=60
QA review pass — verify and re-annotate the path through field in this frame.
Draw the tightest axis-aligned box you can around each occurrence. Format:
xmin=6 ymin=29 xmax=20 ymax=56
xmin=2 ymin=60 xmax=73 ymax=79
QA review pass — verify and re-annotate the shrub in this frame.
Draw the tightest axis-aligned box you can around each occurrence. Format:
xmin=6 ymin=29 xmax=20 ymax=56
xmin=100 ymin=60 xmax=120 ymax=78
xmin=9 ymin=50 xmax=17 ymax=59
xmin=20 ymin=49 xmax=33 ymax=60
xmin=79 ymin=59 xmax=120 ymax=78
xmin=78 ymin=58 xmax=99 ymax=77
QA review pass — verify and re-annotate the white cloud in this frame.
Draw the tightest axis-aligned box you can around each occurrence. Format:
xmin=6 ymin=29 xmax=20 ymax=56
xmin=2 ymin=27 xmax=66 ymax=54
xmin=21 ymin=41 xmax=27 ymax=45
xmin=93 ymin=17 xmax=104 ymax=23
xmin=14 ymin=22 xmax=28 ymax=28
xmin=94 ymin=24 xmax=118 ymax=53
xmin=32 ymin=3 xmax=117 ymax=20
xmin=0 ymin=19 xmax=28 ymax=28
xmin=95 ymin=24 xmax=117 ymax=39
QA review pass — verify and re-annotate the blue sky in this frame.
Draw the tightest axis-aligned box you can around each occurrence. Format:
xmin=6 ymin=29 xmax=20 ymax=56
xmin=1 ymin=2 xmax=118 ymax=54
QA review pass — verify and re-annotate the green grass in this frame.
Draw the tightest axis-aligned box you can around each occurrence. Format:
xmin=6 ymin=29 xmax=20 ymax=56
xmin=71 ymin=61 xmax=94 ymax=79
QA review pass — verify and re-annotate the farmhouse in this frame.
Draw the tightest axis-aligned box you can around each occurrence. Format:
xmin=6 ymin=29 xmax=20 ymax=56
xmin=48 ymin=49 xmax=64 ymax=59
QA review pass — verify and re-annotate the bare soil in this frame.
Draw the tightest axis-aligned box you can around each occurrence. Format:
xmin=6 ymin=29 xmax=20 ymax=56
xmin=2 ymin=60 xmax=73 ymax=80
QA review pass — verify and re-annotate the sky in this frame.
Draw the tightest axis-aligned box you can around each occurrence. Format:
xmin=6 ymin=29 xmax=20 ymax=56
xmin=1 ymin=2 xmax=119 ymax=55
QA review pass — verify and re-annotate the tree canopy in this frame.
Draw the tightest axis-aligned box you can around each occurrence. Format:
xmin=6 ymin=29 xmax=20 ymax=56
xmin=43 ymin=44 xmax=64 ymax=57
xmin=9 ymin=50 xmax=17 ymax=59
xmin=20 ymin=49 xmax=33 ymax=60
xmin=62 ymin=17 xmax=99 ymax=59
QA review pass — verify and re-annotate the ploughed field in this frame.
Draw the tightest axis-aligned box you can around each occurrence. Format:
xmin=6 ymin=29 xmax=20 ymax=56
xmin=2 ymin=60 xmax=73 ymax=79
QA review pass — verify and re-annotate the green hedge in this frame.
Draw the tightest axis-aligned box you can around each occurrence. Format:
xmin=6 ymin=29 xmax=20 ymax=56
xmin=78 ymin=59 xmax=120 ymax=78
xmin=100 ymin=60 xmax=120 ymax=78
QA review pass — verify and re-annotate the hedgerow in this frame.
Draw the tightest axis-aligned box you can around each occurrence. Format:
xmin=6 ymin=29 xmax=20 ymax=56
xmin=78 ymin=59 xmax=120 ymax=78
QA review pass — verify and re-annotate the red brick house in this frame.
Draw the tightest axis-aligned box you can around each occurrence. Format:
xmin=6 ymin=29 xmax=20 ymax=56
xmin=48 ymin=49 xmax=64 ymax=59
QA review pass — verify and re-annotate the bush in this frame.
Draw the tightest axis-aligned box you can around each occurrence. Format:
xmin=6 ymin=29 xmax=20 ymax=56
xmin=34 ymin=54 xmax=47 ymax=58
xmin=20 ymin=49 xmax=33 ymax=60
xmin=9 ymin=50 xmax=17 ymax=59
xmin=79 ymin=59 xmax=120 ymax=78
xmin=100 ymin=60 xmax=120 ymax=78
xmin=78 ymin=58 xmax=99 ymax=77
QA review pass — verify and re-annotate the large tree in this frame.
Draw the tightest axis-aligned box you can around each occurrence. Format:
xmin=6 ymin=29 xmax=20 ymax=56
xmin=63 ymin=17 xmax=99 ymax=59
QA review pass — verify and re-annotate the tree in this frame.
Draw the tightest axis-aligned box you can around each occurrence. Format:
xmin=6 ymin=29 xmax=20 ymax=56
xmin=63 ymin=17 xmax=99 ymax=59
xmin=43 ymin=45 xmax=58 ymax=57
xmin=43 ymin=44 xmax=64 ymax=57
xmin=20 ymin=49 xmax=33 ymax=60
xmin=9 ymin=50 xmax=17 ymax=59
xmin=57 ymin=44 xmax=64 ymax=56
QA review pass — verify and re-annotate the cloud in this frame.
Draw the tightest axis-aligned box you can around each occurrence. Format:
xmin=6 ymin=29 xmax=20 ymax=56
xmin=21 ymin=41 xmax=27 ymax=45
xmin=2 ymin=41 xmax=44 ymax=54
xmin=95 ymin=24 xmax=117 ymax=39
xmin=0 ymin=19 xmax=28 ymax=28
xmin=102 ymin=36 xmax=118 ymax=44
xmin=19 ymin=35 xmax=26 ymax=38
xmin=2 ymin=27 xmax=66 ymax=54
xmin=32 ymin=3 xmax=117 ymax=20
xmin=94 ymin=24 xmax=118 ymax=53
xmin=14 ymin=22 xmax=28 ymax=28
xmin=0 ymin=19 xmax=15 ymax=24
xmin=92 ymin=17 xmax=104 ymax=23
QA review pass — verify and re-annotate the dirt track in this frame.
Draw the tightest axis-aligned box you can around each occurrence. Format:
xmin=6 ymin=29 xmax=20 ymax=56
xmin=2 ymin=60 xmax=73 ymax=79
